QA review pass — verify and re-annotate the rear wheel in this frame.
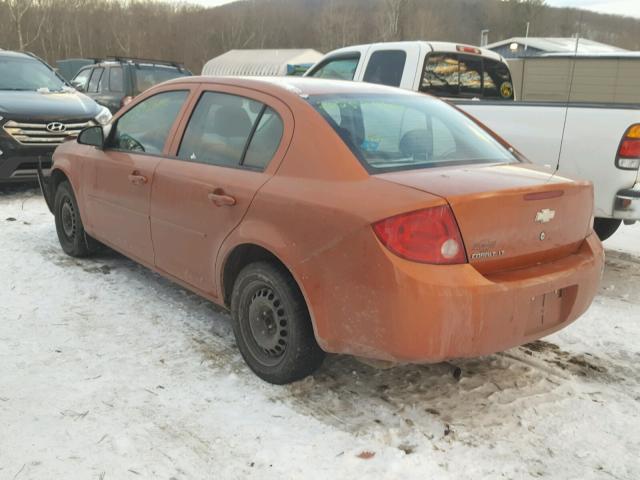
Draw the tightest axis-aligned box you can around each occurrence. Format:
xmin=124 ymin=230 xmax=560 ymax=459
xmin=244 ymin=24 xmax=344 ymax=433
xmin=230 ymin=262 xmax=325 ymax=384
xmin=594 ymin=218 xmax=622 ymax=241
xmin=54 ymin=180 xmax=100 ymax=257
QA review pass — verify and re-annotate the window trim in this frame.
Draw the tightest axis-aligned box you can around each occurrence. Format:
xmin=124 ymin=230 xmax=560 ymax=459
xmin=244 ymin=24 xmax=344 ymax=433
xmin=305 ymin=52 xmax=361 ymax=80
xmin=105 ymin=89 xmax=190 ymax=157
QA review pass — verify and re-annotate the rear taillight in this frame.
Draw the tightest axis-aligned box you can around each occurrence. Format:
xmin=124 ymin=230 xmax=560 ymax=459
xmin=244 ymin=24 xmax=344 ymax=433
xmin=616 ymin=124 xmax=640 ymax=170
xmin=373 ymin=205 xmax=467 ymax=265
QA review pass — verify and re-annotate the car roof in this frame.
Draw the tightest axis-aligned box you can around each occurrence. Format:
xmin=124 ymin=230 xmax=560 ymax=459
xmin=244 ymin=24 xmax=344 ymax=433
xmin=163 ymin=75 xmax=421 ymax=99
xmin=0 ymin=50 xmax=38 ymax=60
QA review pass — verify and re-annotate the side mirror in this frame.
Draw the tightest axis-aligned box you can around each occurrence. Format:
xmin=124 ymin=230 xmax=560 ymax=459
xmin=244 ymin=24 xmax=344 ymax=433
xmin=77 ymin=125 xmax=104 ymax=148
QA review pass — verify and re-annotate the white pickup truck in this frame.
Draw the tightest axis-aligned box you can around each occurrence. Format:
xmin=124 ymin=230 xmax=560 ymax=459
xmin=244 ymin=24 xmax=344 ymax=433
xmin=305 ymin=41 xmax=640 ymax=240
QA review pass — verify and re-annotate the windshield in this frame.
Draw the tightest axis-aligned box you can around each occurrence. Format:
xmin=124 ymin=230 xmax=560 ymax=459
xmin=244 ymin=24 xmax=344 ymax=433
xmin=0 ymin=57 xmax=66 ymax=91
xmin=133 ymin=65 xmax=190 ymax=94
xmin=308 ymin=93 xmax=518 ymax=173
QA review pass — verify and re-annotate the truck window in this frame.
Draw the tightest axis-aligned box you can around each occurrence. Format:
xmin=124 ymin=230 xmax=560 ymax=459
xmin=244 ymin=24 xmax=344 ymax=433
xmin=307 ymin=55 xmax=360 ymax=81
xmin=459 ymin=56 xmax=483 ymax=97
xmin=363 ymin=50 xmax=406 ymax=87
xmin=483 ymin=59 xmax=514 ymax=99
xmin=421 ymin=53 xmax=514 ymax=100
xmin=422 ymin=54 xmax=459 ymax=97
xmin=71 ymin=68 xmax=91 ymax=91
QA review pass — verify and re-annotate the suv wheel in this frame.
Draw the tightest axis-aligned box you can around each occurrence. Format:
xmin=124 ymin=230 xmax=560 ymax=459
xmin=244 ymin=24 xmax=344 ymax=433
xmin=54 ymin=180 xmax=99 ymax=257
xmin=231 ymin=262 xmax=325 ymax=384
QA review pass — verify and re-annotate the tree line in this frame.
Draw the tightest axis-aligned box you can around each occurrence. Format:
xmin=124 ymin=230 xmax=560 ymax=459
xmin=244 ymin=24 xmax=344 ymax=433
xmin=1 ymin=0 xmax=639 ymax=73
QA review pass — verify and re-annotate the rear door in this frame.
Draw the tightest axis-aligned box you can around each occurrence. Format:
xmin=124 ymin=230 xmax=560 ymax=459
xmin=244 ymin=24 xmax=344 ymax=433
xmin=84 ymin=86 xmax=193 ymax=265
xmin=93 ymin=66 xmax=125 ymax=113
xmin=150 ymin=84 xmax=293 ymax=296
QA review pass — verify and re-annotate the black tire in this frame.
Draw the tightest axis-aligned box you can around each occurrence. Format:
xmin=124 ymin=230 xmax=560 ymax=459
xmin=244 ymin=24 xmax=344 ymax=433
xmin=54 ymin=180 xmax=99 ymax=257
xmin=594 ymin=218 xmax=622 ymax=241
xmin=231 ymin=261 xmax=325 ymax=384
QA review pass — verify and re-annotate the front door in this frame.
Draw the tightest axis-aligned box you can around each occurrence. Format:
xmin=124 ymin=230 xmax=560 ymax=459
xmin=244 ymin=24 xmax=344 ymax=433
xmin=150 ymin=87 xmax=291 ymax=296
xmin=84 ymin=89 xmax=191 ymax=265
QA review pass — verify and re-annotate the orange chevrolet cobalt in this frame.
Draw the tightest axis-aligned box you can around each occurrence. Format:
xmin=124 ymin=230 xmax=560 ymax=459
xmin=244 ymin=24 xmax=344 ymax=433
xmin=39 ymin=77 xmax=604 ymax=384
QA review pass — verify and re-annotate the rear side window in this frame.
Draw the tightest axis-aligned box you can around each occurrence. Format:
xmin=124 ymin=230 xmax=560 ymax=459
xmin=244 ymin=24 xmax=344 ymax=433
xmin=110 ymin=90 xmax=188 ymax=154
xmin=109 ymin=67 xmax=124 ymax=92
xmin=134 ymin=65 xmax=190 ymax=94
xmin=88 ymin=67 xmax=104 ymax=93
xmin=244 ymin=108 xmax=284 ymax=169
xmin=363 ymin=50 xmax=406 ymax=87
xmin=178 ymin=92 xmax=283 ymax=170
xmin=421 ymin=53 xmax=514 ymax=100
xmin=308 ymin=55 xmax=360 ymax=80
xmin=309 ymin=93 xmax=516 ymax=173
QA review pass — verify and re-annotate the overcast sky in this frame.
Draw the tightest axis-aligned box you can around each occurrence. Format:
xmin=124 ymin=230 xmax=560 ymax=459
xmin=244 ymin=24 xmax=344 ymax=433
xmin=179 ymin=0 xmax=640 ymax=19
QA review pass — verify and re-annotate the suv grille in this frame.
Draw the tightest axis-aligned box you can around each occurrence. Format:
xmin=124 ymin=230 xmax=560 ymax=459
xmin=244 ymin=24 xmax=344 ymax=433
xmin=3 ymin=120 xmax=95 ymax=146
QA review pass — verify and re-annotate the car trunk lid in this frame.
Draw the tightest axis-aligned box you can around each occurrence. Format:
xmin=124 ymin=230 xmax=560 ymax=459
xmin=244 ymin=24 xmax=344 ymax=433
xmin=379 ymin=163 xmax=593 ymax=274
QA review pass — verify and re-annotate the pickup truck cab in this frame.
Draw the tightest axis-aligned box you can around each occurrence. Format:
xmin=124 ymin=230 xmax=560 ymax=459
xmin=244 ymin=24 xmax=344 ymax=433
xmin=306 ymin=41 xmax=640 ymax=240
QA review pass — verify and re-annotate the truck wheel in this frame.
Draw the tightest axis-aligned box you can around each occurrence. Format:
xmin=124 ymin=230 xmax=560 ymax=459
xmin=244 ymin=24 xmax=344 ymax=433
xmin=230 ymin=261 xmax=325 ymax=384
xmin=54 ymin=180 xmax=99 ymax=257
xmin=594 ymin=218 xmax=622 ymax=241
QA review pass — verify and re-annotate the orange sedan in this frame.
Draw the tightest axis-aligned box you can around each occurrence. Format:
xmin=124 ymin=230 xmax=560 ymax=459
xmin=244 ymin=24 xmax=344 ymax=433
xmin=39 ymin=77 xmax=604 ymax=384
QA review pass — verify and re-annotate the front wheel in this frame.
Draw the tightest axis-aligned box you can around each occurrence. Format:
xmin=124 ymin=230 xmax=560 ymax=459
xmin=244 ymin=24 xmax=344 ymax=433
xmin=231 ymin=262 xmax=325 ymax=384
xmin=594 ymin=218 xmax=622 ymax=241
xmin=54 ymin=180 xmax=100 ymax=257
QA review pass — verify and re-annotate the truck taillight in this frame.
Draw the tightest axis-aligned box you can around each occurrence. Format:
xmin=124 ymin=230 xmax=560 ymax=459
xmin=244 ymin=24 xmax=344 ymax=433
xmin=616 ymin=124 xmax=640 ymax=170
xmin=373 ymin=205 xmax=467 ymax=265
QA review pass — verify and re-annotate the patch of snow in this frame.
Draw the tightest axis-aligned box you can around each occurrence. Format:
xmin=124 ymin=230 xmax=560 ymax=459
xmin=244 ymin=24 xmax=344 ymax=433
xmin=0 ymin=186 xmax=638 ymax=479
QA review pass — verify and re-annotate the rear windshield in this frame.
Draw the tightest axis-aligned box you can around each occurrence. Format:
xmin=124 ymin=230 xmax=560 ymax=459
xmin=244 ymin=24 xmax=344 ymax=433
xmin=421 ymin=53 xmax=514 ymax=100
xmin=133 ymin=65 xmax=190 ymax=94
xmin=308 ymin=93 xmax=517 ymax=173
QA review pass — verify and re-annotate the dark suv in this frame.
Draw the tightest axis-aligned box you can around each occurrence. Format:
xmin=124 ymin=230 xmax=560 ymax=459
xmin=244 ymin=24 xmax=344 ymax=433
xmin=0 ymin=50 xmax=110 ymax=182
xmin=70 ymin=57 xmax=192 ymax=113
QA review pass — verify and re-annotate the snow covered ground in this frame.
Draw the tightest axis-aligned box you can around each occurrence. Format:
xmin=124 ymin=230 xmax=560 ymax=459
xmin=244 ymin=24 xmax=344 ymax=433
xmin=0 ymin=185 xmax=638 ymax=480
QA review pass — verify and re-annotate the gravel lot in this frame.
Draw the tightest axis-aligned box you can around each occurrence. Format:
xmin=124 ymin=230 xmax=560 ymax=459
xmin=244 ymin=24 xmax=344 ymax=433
xmin=1 ymin=185 xmax=639 ymax=480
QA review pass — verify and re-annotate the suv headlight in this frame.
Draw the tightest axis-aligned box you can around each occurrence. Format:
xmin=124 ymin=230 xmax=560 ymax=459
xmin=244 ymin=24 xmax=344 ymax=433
xmin=94 ymin=106 xmax=112 ymax=126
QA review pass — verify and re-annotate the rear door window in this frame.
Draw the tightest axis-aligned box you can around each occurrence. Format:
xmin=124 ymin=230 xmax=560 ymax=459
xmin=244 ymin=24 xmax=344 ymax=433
xmin=178 ymin=92 xmax=283 ymax=170
xmin=307 ymin=55 xmax=360 ymax=80
xmin=133 ymin=65 xmax=189 ymax=94
xmin=109 ymin=66 xmax=124 ymax=92
xmin=363 ymin=50 xmax=406 ymax=87
xmin=109 ymin=90 xmax=188 ymax=154
xmin=88 ymin=67 xmax=104 ymax=93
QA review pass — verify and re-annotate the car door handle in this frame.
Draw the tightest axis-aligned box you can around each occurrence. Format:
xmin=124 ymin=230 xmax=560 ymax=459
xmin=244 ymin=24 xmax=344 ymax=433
xmin=208 ymin=190 xmax=236 ymax=207
xmin=128 ymin=172 xmax=147 ymax=185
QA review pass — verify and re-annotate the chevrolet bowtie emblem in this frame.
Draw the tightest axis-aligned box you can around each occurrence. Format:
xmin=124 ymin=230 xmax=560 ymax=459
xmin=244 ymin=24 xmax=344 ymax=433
xmin=535 ymin=209 xmax=556 ymax=224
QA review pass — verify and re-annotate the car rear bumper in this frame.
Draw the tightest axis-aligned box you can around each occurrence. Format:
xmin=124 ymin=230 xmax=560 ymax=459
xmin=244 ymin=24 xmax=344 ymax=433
xmin=613 ymin=183 xmax=640 ymax=221
xmin=315 ymin=233 xmax=604 ymax=363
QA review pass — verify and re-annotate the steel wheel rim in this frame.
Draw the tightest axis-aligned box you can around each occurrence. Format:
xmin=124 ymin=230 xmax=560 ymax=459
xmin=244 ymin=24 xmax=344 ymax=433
xmin=242 ymin=284 xmax=289 ymax=367
xmin=60 ymin=197 xmax=77 ymax=240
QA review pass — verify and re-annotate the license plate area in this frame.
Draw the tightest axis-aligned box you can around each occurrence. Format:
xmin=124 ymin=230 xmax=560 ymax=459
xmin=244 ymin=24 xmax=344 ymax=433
xmin=524 ymin=285 xmax=578 ymax=335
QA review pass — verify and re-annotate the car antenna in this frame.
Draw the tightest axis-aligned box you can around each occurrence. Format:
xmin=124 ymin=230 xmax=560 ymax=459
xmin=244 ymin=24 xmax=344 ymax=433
xmin=554 ymin=11 xmax=583 ymax=178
